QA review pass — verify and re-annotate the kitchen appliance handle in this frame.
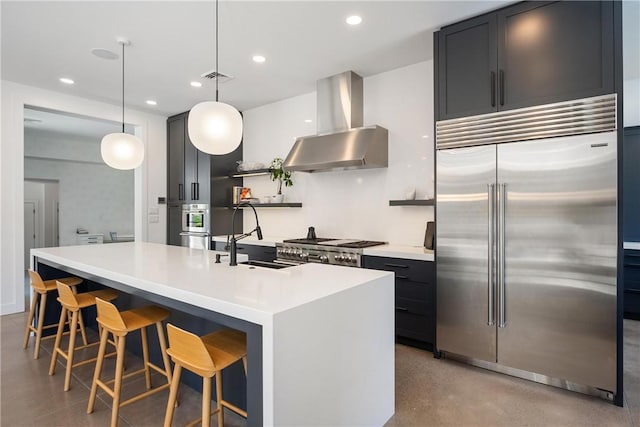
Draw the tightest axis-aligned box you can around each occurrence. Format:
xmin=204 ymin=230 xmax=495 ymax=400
xmin=487 ymin=184 xmax=495 ymax=326
xmin=384 ymin=263 xmax=409 ymax=269
xmin=395 ymin=307 xmax=409 ymax=312
xmin=491 ymin=72 xmax=496 ymax=108
xmin=498 ymin=183 xmax=507 ymax=328
xmin=499 ymin=70 xmax=505 ymax=106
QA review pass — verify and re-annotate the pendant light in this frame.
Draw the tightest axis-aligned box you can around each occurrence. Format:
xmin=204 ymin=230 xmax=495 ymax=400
xmin=101 ymin=38 xmax=144 ymax=170
xmin=187 ymin=0 xmax=243 ymax=155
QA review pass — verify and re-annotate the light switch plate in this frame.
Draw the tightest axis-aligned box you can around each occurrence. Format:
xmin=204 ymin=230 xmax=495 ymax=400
xmin=149 ymin=207 xmax=159 ymax=215
xmin=148 ymin=215 xmax=159 ymax=223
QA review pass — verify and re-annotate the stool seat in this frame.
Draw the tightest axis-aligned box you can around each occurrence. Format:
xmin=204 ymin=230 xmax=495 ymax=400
xmin=163 ymin=324 xmax=247 ymax=427
xmin=38 ymin=276 xmax=83 ymax=293
xmin=87 ymin=297 xmax=172 ymax=427
xmin=111 ymin=305 xmax=170 ymax=333
xmin=23 ymin=270 xmax=87 ymax=359
xmin=50 ymin=281 xmax=119 ymax=392
xmin=73 ymin=289 xmax=120 ymax=309
xmin=202 ymin=330 xmax=247 ymax=372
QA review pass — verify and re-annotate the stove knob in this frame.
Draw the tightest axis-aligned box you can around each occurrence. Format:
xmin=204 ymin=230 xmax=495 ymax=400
xmin=319 ymin=255 xmax=329 ymax=263
xmin=350 ymin=257 xmax=357 ymax=264
xmin=337 ymin=255 xmax=345 ymax=262
xmin=344 ymin=256 xmax=352 ymax=263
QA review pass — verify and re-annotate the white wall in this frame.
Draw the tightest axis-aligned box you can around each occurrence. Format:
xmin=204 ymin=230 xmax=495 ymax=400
xmin=242 ymin=61 xmax=434 ymax=245
xmin=1 ymin=80 xmax=167 ymax=315
xmin=25 ymin=129 xmax=135 ymax=245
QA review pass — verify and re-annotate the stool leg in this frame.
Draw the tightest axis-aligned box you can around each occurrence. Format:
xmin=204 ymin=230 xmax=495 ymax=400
xmin=111 ymin=334 xmax=127 ymax=427
xmin=33 ymin=292 xmax=49 ymax=359
xmin=216 ymin=371 xmax=224 ymax=427
xmin=87 ymin=326 xmax=109 ymax=414
xmin=63 ymin=310 xmax=79 ymax=391
xmin=242 ymin=356 xmax=247 ymax=375
xmin=163 ymin=363 xmax=182 ymax=427
xmin=141 ymin=327 xmax=151 ymax=389
xmin=23 ymin=291 xmax=38 ymax=349
xmin=156 ymin=321 xmax=172 ymax=385
xmin=76 ymin=308 xmax=88 ymax=346
xmin=49 ymin=306 xmax=67 ymax=375
xmin=70 ymin=286 xmax=89 ymax=346
xmin=203 ymin=376 xmax=212 ymax=427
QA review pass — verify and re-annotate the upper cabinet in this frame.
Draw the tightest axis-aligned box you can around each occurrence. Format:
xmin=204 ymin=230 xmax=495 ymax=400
xmin=437 ymin=1 xmax=614 ymax=121
xmin=167 ymin=112 xmax=210 ymax=205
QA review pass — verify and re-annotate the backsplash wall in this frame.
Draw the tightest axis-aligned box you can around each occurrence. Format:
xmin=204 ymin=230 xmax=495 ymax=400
xmin=241 ymin=61 xmax=434 ymax=246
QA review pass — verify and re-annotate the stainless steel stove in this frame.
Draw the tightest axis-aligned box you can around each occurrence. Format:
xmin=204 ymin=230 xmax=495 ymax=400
xmin=276 ymin=238 xmax=386 ymax=267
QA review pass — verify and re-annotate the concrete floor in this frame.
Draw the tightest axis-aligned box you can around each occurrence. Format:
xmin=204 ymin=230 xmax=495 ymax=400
xmin=2 ymin=311 xmax=639 ymax=426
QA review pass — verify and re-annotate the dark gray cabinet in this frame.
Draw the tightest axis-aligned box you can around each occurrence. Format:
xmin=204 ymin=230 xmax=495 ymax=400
xmin=624 ymin=250 xmax=640 ymax=319
xmin=167 ymin=112 xmax=243 ymax=246
xmin=437 ymin=13 xmax=497 ymax=120
xmin=624 ymin=127 xmax=640 ymax=242
xmin=362 ymin=256 xmax=435 ymax=349
xmin=167 ymin=112 xmax=209 ymax=205
xmin=437 ymin=1 xmax=614 ymax=120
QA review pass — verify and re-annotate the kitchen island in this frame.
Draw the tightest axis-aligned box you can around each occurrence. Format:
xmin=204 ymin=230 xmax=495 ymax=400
xmin=30 ymin=242 xmax=395 ymax=426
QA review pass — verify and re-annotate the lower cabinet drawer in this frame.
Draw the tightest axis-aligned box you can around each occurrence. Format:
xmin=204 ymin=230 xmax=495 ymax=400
xmin=396 ymin=279 xmax=433 ymax=302
xmin=396 ymin=311 xmax=433 ymax=343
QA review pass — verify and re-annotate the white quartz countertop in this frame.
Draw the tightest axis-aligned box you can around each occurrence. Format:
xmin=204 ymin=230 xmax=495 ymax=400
xmin=31 ymin=242 xmax=391 ymax=325
xmin=363 ymin=245 xmax=434 ymax=262
xmin=625 ymin=242 xmax=640 ymax=251
xmin=212 ymin=235 xmax=434 ymax=261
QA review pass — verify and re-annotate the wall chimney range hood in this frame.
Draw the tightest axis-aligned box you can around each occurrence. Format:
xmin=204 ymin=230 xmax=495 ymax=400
xmin=283 ymin=71 xmax=388 ymax=172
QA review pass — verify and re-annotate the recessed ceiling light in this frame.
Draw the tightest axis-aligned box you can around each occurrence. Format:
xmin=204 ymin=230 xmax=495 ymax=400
xmin=252 ymin=55 xmax=266 ymax=63
xmin=190 ymin=81 xmax=203 ymax=88
xmin=146 ymin=100 xmax=157 ymax=106
xmin=422 ymin=134 xmax=429 ymax=139
xmin=91 ymin=48 xmax=119 ymax=60
xmin=346 ymin=15 xmax=362 ymax=25
xmin=304 ymin=119 xmax=313 ymax=123
xmin=59 ymin=77 xmax=74 ymax=85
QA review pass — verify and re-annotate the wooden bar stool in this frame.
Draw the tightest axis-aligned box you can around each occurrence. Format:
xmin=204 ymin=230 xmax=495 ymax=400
xmin=87 ymin=297 xmax=172 ymax=427
xmin=163 ymin=324 xmax=247 ymax=427
xmin=23 ymin=269 xmax=88 ymax=359
xmin=49 ymin=281 xmax=119 ymax=391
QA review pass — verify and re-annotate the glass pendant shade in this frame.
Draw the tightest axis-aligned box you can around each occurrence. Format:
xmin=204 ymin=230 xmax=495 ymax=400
xmin=188 ymin=101 xmax=243 ymax=155
xmin=101 ymin=132 xmax=144 ymax=170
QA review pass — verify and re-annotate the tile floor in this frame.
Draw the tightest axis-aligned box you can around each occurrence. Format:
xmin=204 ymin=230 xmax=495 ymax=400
xmin=2 ymin=312 xmax=639 ymax=426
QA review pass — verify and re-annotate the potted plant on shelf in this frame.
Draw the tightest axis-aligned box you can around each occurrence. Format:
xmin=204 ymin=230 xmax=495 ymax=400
xmin=270 ymin=157 xmax=293 ymax=203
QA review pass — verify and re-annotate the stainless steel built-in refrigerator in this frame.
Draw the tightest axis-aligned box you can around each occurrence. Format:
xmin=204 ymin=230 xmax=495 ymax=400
xmin=435 ymin=94 xmax=618 ymax=397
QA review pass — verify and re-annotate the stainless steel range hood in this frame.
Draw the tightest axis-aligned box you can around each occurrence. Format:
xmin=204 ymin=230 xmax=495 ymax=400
xmin=283 ymin=71 xmax=388 ymax=172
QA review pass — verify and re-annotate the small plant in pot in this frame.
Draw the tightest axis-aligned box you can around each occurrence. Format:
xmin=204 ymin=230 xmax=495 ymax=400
xmin=270 ymin=157 xmax=293 ymax=203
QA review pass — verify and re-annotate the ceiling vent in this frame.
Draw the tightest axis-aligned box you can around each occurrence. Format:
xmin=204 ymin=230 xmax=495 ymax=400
xmin=200 ymin=69 xmax=234 ymax=84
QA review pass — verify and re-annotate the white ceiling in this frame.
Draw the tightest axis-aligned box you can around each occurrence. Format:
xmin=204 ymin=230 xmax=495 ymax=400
xmin=2 ymin=1 xmax=513 ymax=117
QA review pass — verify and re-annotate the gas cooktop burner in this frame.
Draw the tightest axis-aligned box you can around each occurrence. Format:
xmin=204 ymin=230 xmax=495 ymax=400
xmin=282 ymin=238 xmax=386 ymax=248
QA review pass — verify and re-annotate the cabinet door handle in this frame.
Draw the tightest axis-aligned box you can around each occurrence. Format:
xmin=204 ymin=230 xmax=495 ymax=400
xmin=627 ymin=288 xmax=640 ymax=294
xmin=385 ymin=263 xmax=408 ymax=269
xmin=178 ymin=184 xmax=184 ymax=200
xmin=499 ymin=70 xmax=505 ymax=106
xmin=396 ymin=275 xmax=409 ymax=280
xmin=491 ymin=71 xmax=496 ymax=107
xmin=395 ymin=307 xmax=409 ymax=312
xmin=625 ymin=262 xmax=640 ymax=267
xmin=195 ymin=183 xmax=200 ymax=200
xmin=190 ymin=183 xmax=195 ymax=200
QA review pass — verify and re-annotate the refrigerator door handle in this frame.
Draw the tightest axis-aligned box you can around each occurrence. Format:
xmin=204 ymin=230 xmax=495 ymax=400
xmin=487 ymin=184 xmax=496 ymax=326
xmin=498 ymin=183 xmax=507 ymax=328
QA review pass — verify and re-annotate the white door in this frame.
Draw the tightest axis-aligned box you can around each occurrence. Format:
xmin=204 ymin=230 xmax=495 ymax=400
xmin=24 ymin=201 xmax=37 ymax=270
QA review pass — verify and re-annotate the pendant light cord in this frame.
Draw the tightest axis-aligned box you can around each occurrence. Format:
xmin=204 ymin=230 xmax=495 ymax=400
xmin=215 ymin=0 xmax=219 ymax=102
xmin=121 ymin=42 xmax=125 ymax=133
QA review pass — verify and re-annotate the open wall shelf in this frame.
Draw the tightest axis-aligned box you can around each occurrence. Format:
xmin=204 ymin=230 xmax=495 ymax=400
xmin=389 ymin=199 xmax=434 ymax=206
